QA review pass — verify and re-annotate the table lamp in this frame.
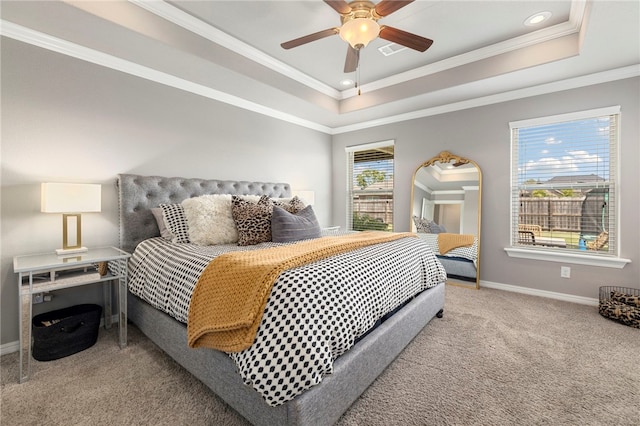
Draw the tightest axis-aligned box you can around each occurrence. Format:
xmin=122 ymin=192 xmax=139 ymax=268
xmin=41 ymin=183 xmax=101 ymax=255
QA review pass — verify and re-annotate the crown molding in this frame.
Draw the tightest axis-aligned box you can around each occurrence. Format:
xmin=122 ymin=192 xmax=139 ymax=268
xmin=1 ymin=18 xmax=638 ymax=135
xmin=128 ymin=0 xmax=342 ymax=100
xmin=344 ymin=3 xmax=587 ymax=99
xmin=413 ymin=181 xmax=430 ymax=193
xmin=0 ymin=20 xmax=333 ymax=134
xmin=332 ymin=64 xmax=640 ymax=134
xmin=132 ymin=0 xmax=588 ymax=102
xmin=432 ymin=190 xmax=465 ymax=196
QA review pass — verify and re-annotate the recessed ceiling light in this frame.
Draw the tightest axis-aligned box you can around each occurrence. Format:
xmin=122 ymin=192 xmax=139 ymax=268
xmin=524 ymin=11 xmax=552 ymax=26
xmin=341 ymin=79 xmax=354 ymax=86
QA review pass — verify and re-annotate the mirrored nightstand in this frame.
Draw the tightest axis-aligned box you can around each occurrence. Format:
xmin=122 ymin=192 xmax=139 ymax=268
xmin=13 ymin=246 xmax=130 ymax=383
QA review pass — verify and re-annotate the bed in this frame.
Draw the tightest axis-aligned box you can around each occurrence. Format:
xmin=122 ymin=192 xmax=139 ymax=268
xmin=416 ymin=233 xmax=478 ymax=283
xmin=117 ymin=173 xmax=447 ymax=426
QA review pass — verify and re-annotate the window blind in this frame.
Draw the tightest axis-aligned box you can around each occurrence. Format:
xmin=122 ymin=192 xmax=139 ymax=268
xmin=346 ymin=142 xmax=394 ymax=231
xmin=510 ymin=107 xmax=619 ymax=255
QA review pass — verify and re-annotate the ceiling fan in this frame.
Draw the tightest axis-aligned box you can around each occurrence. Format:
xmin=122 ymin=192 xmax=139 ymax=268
xmin=281 ymin=0 xmax=433 ymax=73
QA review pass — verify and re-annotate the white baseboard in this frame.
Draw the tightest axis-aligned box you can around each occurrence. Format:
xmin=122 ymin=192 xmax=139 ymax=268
xmin=0 ymin=340 xmax=20 ymax=356
xmin=0 ymin=314 xmax=120 ymax=356
xmin=480 ymin=280 xmax=599 ymax=306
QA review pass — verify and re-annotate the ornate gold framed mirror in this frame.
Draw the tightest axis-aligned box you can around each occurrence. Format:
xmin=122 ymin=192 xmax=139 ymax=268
xmin=410 ymin=151 xmax=482 ymax=289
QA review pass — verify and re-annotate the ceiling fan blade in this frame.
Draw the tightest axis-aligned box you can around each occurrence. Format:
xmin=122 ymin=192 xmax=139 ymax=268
xmin=379 ymin=26 xmax=433 ymax=52
xmin=281 ymin=28 xmax=339 ymax=49
xmin=344 ymin=45 xmax=360 ymax=73
xmin=324 ymin=0 xmax=352 ymax=15
xmin=374 ymin=0 xmax=414 ymax=17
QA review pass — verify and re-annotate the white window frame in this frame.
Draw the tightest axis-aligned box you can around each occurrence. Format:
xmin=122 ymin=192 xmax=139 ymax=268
xmin=346 ymin=140 xmax=395 ymax=231
xmin=504 ymin=106 xmax=630 ymax=269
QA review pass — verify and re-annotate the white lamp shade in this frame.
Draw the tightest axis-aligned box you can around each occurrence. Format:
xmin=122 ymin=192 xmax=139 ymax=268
xmin=41 ymin=183 xmax=101 ymax=213
xmin=339 ymin=18 xmax=380 ymax=48
xmin=292 ymin=190 xmax=315 ymax=206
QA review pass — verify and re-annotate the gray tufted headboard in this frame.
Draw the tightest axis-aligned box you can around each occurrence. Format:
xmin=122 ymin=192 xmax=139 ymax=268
xmin=117 ymin=173 xmax=291 ymax=253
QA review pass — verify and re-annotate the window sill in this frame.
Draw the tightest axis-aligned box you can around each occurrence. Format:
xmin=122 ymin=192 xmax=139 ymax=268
xmin=504 ymin=247 xmax=631 ymax=269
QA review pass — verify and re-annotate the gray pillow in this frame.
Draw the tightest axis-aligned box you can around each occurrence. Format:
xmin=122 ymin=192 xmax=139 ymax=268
xmin=431 ymin=224 xmax=447 ymax=234
xmin=151 ymin=207 xmax=172 ymax=240
xmin=271 ymin=205 xmax=321 ymax=243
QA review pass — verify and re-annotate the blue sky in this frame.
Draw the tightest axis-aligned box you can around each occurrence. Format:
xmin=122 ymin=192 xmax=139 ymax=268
xmin=518 ymin=116 xmax=611 ymax=184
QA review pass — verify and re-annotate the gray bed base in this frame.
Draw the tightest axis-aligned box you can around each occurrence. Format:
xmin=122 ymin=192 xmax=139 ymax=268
xmin=437 ymin=256 xmax=477 ymax=282
xmin=117 ymin=173 xmax=445 ymax=426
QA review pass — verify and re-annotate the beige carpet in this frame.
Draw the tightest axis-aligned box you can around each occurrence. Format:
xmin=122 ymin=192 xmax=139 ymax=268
xmin=2 ymin=285 xmax=639 ymax=425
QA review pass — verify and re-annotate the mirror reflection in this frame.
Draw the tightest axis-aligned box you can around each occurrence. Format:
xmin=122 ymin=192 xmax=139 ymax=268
xmin=411 ymin=151 xmax=482 ymax=289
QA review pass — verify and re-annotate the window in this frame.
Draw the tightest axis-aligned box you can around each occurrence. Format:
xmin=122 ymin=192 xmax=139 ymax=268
xmin=346 ymin=141 xmax=394 ymax=231
xmin=509 ymin=106 xmax=620 ymax=261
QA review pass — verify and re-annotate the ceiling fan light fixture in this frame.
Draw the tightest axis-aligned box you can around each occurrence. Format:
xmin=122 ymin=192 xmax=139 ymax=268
xmin=339 ymin=18 xmax=380 ymax=49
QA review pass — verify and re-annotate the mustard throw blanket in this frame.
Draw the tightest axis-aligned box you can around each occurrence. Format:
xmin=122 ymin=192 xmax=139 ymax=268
xmin=437 ymin=233 xmax=475 ymax=254
xmin=187 ymin=231 xmax=416 ymax=352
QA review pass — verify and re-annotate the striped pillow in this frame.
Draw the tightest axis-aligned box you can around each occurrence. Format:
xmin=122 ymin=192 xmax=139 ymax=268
xmin=271 ymin=205 xmax=321 ymax=243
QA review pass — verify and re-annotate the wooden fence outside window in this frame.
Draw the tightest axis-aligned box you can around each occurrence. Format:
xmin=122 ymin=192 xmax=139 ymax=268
xmin=519 ymin=197 xmax=585 ymax=232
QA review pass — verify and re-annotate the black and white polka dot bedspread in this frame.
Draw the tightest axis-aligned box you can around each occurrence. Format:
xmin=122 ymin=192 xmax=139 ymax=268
xmin=128 ymin=233 xmax=446 ymax=406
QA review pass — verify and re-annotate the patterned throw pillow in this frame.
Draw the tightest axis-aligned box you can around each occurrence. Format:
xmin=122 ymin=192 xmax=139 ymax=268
xmin=412 ymin=216 xmax=433 ymax=233
xmin=231 ymin=196 xmax=274 ymax=246
xmin=230 ymin=195 xmax=306 ymax=246
xmin=272 ymin=196 xmax=305 ymax=213
xmin=159 ymin=203 xmax=190 ymax=244
xmin=271 ymin=205 xmax=321 ymax=243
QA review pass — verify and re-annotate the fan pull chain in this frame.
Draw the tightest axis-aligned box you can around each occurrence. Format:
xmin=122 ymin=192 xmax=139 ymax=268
xmin=357 ymin=62 xmax=361 ymax=96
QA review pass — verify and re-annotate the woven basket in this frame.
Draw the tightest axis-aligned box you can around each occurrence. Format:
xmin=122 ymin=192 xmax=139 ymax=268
xmin=32 ymin=304 xmax=102 ymax=361
xmin=598 ymin=286 xmax=640 ymax=329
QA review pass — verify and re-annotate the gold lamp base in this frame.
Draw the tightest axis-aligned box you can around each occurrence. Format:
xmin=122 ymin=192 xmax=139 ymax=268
xmin=56 ymin=246 xmax=89 ymax=256
xmin=57 ymin=213 xmax=88 ymax=256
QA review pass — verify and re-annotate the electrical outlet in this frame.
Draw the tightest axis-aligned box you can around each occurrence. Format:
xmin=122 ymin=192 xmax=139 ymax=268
xmin=32 ymin=293 xmax=44 ymax=304
xmin=560 ymin=266 xmax=571 ymax=278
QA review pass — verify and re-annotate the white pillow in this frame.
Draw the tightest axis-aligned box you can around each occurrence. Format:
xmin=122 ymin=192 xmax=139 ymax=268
xmin=181 ymin=194 xmax=261 ymax=245
xmin=182 ymin=194 xmax=235 ymax=245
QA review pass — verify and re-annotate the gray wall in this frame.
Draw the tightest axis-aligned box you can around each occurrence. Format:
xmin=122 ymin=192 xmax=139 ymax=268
xmin=0 ymin=39 xmax=332 ymax=346
xmin=462 ymin=189 xmax=479 ymax=236
xmin=2 ymin=36 xmax=638 ymax=348
xmin=332 ymin=77 xmax=640 ymax=299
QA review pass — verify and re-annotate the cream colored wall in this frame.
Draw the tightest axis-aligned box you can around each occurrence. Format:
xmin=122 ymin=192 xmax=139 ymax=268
xmin=0 ymin=39 xmax=332 ymax=347
xmin=332 ymin=77 xmax=640 ymax=300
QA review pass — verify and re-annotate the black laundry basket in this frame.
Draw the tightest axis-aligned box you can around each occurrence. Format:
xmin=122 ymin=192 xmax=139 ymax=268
xmin=32 ymin=304 xmax=102 ymax=361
